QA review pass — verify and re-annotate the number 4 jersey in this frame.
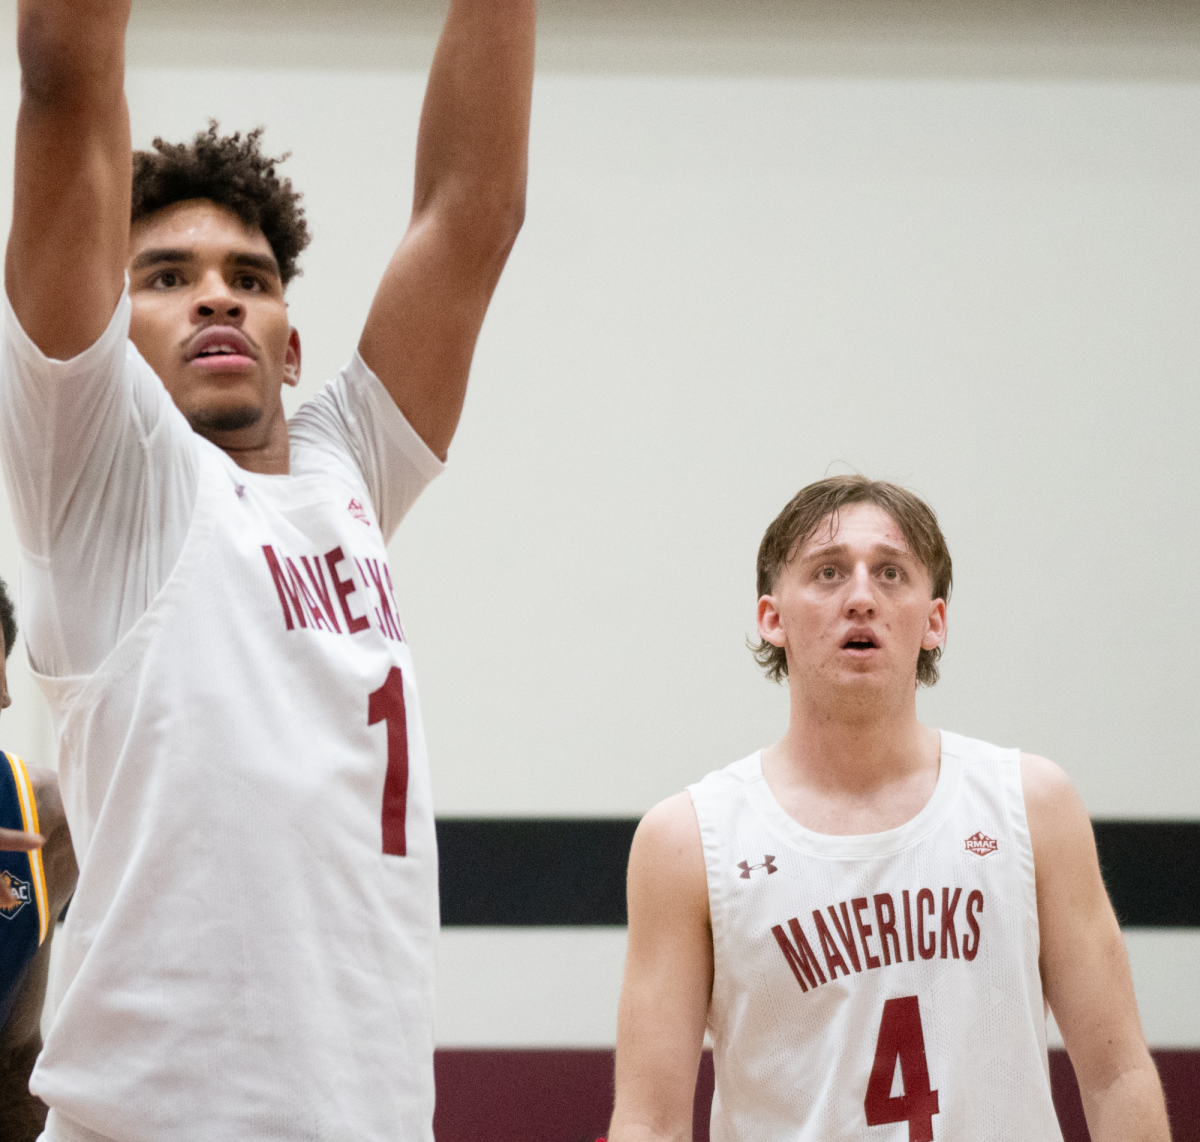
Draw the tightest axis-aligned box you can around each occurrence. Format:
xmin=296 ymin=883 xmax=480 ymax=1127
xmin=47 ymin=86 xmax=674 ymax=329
xmin=688 ymin=732 xmax=1064 ymax=1142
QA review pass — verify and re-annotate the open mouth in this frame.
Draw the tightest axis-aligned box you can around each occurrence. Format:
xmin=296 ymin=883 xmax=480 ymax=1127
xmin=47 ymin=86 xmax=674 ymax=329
xmin=195 ymin=344 xmax=243 ymax=358
xmin=186 ymin=326 xmax=255 ymax=366
xmin=842 ymin=633 xmax=880 ymax=651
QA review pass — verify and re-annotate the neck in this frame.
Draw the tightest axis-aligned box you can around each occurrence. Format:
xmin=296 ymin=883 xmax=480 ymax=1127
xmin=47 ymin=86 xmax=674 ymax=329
xmin=196 ymin=404 xmax=291 ymax=475
xmin=769 ymin=678 xmax=936 ymax=797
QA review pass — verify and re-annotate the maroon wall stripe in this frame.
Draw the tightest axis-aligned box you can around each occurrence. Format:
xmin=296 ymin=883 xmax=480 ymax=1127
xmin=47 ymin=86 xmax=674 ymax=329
xmin=433 ymin=1048 xmax=1199 ymax=1141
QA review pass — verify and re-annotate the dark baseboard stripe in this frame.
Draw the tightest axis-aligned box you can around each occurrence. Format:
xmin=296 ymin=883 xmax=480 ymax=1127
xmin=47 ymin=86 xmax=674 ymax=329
xmin=438 ymin=819 xmax=636 ymax=927
xmin=437 ymin=818 xmax=1200 ymax=927
xmin=431 ymin=1048 xmax=1198 ymax=1141
xmin=1093 ymin=821 xmax=1200 ymax=927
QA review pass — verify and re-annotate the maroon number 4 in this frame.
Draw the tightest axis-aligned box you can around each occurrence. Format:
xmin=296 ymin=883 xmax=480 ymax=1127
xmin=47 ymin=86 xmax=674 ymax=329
xmin=368 ymin=667 xmax=409 ymax=856
xmin=864 ymin=995 xmax=940 ymax=1142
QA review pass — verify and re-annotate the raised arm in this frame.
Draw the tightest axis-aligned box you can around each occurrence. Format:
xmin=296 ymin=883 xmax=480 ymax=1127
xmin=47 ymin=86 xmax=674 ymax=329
xmin=357 ymin=0 xmax=534 ymax=461
xmin=608 ymin=793 xmax=713 ymax=1142
xmin=1023 ymin=754 xmax=1171 ymax=1141
xmin=6 ymin=0 xmax=132 ymax=359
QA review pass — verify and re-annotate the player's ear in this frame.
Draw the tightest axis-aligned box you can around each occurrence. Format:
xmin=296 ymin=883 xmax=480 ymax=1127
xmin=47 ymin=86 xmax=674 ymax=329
xmin=283 ymin=327 xmax=301 ymax=388
xmin=757 ymin=595 xmax=786 ymax=648
xmin=921 ymin=598 xmax=947 ymax=651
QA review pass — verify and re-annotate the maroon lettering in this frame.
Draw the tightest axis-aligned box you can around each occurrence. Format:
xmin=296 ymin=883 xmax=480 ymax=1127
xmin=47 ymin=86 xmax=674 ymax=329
xmin=852 ymin=897 xmax=882 ymax=970
xmin=263 ymin=545 xmax=307 ymax=630
xmin=812 ymin=910 xmax=852 ymax=979
xmin=772 ymin=918 xmax=827 ymax=992
xmin=963 ymin=889 xmax=984 ymax=961
xmin=369 ymin=667 xmax=409 ymax=856
xmin=285 ymin=556 xmax=332 ymax=632
xmin=827 ymin=903 xmax=862 ymax=972
xmin=365 ymin=557 xmax=402 ymax=641
xmin=383 ymin=564 xmax=406 ymax=641
xmin=301 ymin=556 xmax=343 ymax=633
xmin=874 ymin=894 xmax=901 ymax=966
xmin=902 ymin=890 xmax=915 ymax=962
xmin=864 ymin=996 xmax=940 ymax=1139
xmin=916 ymin=888 xmax=936 ymax=960
xmin=326 ymin=546 xmax=370 ymax=634
xmin=940 ymin=887 xmax=962 ymax=959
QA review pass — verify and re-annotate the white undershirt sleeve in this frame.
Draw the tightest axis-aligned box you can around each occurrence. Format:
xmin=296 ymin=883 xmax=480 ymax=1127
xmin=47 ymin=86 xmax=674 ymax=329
xmin=287 ymin=352 xmax=445 ymax=543
xmin=0 ymin=287 xmax=200 ymax=677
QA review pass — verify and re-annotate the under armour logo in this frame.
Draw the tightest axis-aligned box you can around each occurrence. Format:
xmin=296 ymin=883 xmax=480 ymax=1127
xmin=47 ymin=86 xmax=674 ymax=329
xmin=737 ymin=855 xmax=778 ymax=879
xmin=235 ymin=484 xmax=245 ymax=499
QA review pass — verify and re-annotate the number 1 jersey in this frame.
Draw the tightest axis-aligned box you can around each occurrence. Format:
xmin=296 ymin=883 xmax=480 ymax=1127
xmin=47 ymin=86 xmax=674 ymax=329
xmin=0 ymin=289 xmax=445 ymax=1142
xmin=688 ymin=731 xmax=1064 ymax=1141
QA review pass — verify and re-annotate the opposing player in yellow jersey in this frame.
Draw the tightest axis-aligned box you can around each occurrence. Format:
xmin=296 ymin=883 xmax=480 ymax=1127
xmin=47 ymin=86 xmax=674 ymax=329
xmin=608 ymin=476 xmax=1169 ymax=1142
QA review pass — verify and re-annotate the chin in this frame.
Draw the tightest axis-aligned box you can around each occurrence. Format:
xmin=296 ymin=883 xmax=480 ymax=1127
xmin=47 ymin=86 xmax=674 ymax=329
xmin=187 ymin=405 xmax=264 ymax=434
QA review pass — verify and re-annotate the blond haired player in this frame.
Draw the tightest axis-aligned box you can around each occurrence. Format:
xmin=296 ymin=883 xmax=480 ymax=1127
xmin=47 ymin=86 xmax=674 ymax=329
xmin=608 ymin=476 xmax=1169 ymax=1141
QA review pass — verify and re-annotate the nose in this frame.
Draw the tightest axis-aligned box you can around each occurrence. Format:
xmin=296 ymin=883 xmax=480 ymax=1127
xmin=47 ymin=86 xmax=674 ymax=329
xmin=844 ymin=563 xmax=876 ymax=616
xmin=191 ymin=271 xmax=244 ymax=325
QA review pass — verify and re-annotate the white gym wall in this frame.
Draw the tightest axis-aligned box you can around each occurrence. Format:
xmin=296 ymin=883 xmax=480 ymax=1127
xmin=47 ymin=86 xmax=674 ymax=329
xmin=0 ymin=0 xmax=1195 ymax=1052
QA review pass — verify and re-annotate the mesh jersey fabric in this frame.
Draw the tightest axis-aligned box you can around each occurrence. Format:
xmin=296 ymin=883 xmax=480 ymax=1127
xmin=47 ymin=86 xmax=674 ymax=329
xmin=0 ymin=289 xmax=445 ymax=1141
xmin=0 ymin=752 xmax=49 ymax=1030
xmin=688 ymin=731 xmax=1063 ymax=1142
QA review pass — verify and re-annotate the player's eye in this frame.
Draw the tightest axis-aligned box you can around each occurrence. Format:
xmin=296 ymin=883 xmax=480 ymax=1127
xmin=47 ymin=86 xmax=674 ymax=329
xmin=819 ymin=566 xmax=837 ymax=580
xmin=150 ymin=269 xmax=182 ymax=290
xmin=235 ymin=274 xmax=264 ymax=292
xmin=882 ymin=566 xmax=900 ymax=581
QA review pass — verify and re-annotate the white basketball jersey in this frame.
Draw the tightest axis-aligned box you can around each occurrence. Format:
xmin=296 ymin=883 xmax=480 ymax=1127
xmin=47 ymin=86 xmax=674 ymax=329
xmin=30 ymin=439 xmax=439 ymax=1142
xmin=688 ymin=731 xmax=1063 ymax=1142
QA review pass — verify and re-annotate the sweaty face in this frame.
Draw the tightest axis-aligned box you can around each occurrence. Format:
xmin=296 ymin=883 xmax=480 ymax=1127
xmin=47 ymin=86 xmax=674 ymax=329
xmin=128 ymin=200 xmax=299 ymax=441
xmin=758 ymin=503 xmax=946 ymax=701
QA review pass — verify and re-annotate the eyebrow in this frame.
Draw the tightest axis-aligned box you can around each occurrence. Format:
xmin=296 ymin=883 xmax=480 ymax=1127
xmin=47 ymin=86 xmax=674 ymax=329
xmin=130 ymin=248 xmax=195 ymax=271
xmin=800 ymin=542 xmax=912 ymax=562
xmin=129 ymin=248 xmax=281 ymax=278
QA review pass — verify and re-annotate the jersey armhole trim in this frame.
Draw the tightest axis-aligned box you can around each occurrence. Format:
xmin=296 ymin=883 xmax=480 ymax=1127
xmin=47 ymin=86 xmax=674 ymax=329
xmin=5 ymin=752 xmax=49 ymax=944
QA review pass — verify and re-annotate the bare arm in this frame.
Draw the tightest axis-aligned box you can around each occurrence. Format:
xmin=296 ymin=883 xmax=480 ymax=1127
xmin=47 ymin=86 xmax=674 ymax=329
xmin=357 ymin=0 xmax=534 ymax=461
xmin=608 ymin=793 xmax=713 ymax=1142
xmin=6 ymin=0 xmax=132 ymax=359
xmin=1023 ymin=754 xmax=1171 ymax=1141
xmin=0 ymin=768 xmax=77 ymax=1141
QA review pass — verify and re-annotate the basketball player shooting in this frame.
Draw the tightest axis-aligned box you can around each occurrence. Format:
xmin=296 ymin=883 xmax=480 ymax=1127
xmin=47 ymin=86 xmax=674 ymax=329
xmin=607 ymin=477 xmax=1170 ymax=1141
xmin=0 ymin=0 xmax=532 ymax=1138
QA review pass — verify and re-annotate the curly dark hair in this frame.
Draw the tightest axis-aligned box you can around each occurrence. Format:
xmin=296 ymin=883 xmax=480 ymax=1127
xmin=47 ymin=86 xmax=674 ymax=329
xmin=131 ymin=123 xmax=311 ymax=286
xmin=0 ymin=574 xmax=16 ymax=660
xmin=750 ymin=475 xmax=953 ymax=688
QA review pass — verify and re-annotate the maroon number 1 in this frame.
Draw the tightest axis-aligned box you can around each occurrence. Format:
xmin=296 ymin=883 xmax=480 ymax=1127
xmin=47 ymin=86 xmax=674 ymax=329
xmin=864 ymin=995 xmax=940 ymax=1141
xmin=368 ymin=667 xmax=409 ymax=856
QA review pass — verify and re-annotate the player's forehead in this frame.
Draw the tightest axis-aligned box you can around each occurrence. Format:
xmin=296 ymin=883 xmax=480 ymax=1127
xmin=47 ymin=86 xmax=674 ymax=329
xmin=128 ymin=198 xmax=276 ymax=268
xmin=795 ymin=502 xmax=912 ymax=561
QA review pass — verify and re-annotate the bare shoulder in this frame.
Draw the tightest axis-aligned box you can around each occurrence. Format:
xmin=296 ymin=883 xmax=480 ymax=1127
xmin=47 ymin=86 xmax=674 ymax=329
xmin=628 ymin=792 xmax=708 ymax=923
xmin=26 ymin=764 xmax=62 ymax=819
xmin=1020 ymin=752 xmax=1108 ymax=921
xmin=1020 ymin=751 xmax=1077 ymax=808
xmin=634 ymin=791 xmax=703 ymax=853
xmin=1020 ymin=752 xmax=1093 ymax=852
